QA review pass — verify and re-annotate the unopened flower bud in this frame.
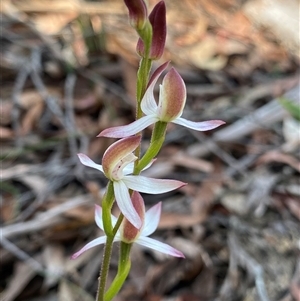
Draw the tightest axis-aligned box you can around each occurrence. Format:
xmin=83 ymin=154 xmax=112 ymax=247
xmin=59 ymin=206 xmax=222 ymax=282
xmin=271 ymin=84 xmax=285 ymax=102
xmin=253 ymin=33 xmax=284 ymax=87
xmin=124 ymin=0 xmax=148 ymax=31
xmin=137 ymin=1 xmax=166 ymax=60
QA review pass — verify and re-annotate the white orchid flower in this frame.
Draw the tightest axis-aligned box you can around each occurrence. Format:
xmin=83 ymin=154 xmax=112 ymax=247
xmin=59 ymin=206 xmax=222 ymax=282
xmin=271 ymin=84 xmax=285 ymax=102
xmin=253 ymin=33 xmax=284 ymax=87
xmin=78 ymin=136 xmax=186 ymax=229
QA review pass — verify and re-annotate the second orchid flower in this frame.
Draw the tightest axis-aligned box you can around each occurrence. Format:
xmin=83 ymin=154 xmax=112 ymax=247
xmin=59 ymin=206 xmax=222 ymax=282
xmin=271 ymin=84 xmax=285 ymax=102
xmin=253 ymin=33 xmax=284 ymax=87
xmin=78 ymin=136 xmax=186 ymax=229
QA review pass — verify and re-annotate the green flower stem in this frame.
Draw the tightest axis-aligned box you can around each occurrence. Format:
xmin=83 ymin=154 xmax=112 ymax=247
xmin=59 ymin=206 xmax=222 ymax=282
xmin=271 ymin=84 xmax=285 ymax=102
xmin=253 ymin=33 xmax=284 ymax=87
xmin=136 ymin=23 xmax=153 ymax=105
xmin=134 ymin=57 xmax=152 ymax=169
xmin=136 ymin=57 xmax=152 ymax=107
xmin=113 ymin=213 xmax=124 ymax=236
xmin=96 ymin=180 xmax=115 ymax=301
xmin=136 ymin=121 xmax=167 ymax=173
xmin=135 ymin=56 xmax=152 ymax=166
xmin=134 ymin=26 xmax=153 ymax=170
xmin=96 ymin=235 xmax=114 ymax=301
xmin=104 ymin=242 xmax=132 ymax=301
xmin=97 ymin=190 xmax=125 ymax=301
xmin=102 ymin=181 xmax=115 ymax=236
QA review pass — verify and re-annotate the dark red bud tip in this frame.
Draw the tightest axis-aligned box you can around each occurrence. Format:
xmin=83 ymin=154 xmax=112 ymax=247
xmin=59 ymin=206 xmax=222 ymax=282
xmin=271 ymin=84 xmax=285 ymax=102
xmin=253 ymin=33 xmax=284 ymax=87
xmin=149 ymin=1 xmax=166 ymax=59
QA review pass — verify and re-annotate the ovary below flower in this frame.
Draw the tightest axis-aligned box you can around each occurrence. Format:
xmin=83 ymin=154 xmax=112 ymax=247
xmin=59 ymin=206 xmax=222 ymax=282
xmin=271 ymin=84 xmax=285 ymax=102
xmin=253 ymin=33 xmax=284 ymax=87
xmin=72 ymin=192 xmax=185 ymax=259
xmin=98 ymin=62 xmax=225 ymax=138
xmin=78 ymin=136 xmax=186 ymax=229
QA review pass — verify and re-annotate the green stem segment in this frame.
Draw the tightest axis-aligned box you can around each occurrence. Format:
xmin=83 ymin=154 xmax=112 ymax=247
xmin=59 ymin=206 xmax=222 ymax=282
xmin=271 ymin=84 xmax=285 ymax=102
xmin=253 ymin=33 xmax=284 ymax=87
xmin=102 ymin=181 xmax=115 ymax=236
xmin=136 ymin=57 xmax=152 ymax=107
xmin=136 ymin=121 xmax=167 ymax=173
xmin=96 ymin=236 xmax=114 ymax=301
xmin=104 ymin=243 xmax=132 ymax=301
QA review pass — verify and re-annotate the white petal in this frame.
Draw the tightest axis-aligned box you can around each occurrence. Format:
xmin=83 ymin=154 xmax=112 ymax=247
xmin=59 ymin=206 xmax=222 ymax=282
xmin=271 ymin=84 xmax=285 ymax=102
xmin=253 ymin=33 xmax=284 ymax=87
xmin=141 ymin=88 xmax=158 ymax=115
xmin=95 ymin=205 xmax=104 ymax=230
xmin=113 ymin=181 xmax=142 ymax=229
xmin=77 ymin=153 xmax=104 ymax=173
xmin=71 ymin=236 xmax=106 ymax=259
xmin=98 ymin=115 xmax=158 ymax=138
xmin=141 ymin=62 xmax=169 ymax=115
xmin=172 ymin=118 xmax=225 ymax=131
xmin=142 ymin=202 xmax=161 ymax=236
xmin=123 ymin=162 xmax=134 ymax=176
xmin=123 ymin=175 xmax=186 ymax=194
xmin=136 ymin=236 xmax=185 ymax=258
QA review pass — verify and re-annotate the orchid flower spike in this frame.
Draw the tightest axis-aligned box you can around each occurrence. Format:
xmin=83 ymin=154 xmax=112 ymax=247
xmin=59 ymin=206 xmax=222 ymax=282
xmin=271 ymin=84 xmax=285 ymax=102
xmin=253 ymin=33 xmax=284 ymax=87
xmin=72 ymin=192 xmax=185 ymax=259
xmin=78 ymin=136 xmax=186 ymax=229
xmin=98 ymin=62 xmax=225 ymax=138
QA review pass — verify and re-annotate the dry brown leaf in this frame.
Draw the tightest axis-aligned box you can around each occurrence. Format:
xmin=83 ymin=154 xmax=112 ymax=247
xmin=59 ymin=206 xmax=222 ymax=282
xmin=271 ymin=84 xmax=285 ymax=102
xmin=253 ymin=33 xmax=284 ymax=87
xmin=8 ymin=0 xmax=124 ymax=14
xmin=17 ymin=90 xmax=44 ymax=109
xmin=0 ymin=127 xmax=14 ymax=139
xmin=172 ymin=152 xmax=213 ymax=173
xmin=0 ymin=101 xmax=13 ymax=126
xmin=160 ymin=163 xmax=224 ymax=229
xmin=33 ymin=12 xmax=78 ymax=35
xmin=243 ymin=0 xmax=300 ymax=57
xmin=191 ymin=174 xmax=223 ymax=214
xmin=106 ymin=31 xmax=139 ymax=65
xmin=255 ymin=151 xmax=300 ymax=172
xmin=21 ymin=102 xmax=44 ymax=135
xmin=0 ymin=194 xmax=16 ymax=223
xmin=144 ymin=260 xmax=183 ymax=295
xmin=159 ymin=212 xmax=207 ymax=229
xmin=187 ymin=36 xmax=228 ymax=70
xmin=64 ymin=204 xmax=94 ymax=224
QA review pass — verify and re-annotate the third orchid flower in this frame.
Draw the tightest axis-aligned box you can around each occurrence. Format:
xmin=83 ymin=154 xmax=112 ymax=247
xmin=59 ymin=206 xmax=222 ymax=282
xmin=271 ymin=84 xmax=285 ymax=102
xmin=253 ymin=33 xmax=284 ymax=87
xmin=72 ymin=191 xmax=185 ymax=259
xmin=98 ymin=62 xmax=225 ymax=138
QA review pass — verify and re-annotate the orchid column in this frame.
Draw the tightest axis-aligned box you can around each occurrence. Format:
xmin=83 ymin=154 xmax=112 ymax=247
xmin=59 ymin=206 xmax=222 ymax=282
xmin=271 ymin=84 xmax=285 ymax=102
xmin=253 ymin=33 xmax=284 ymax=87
xmin=71 ymin=1 xmax=225 ymax=301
